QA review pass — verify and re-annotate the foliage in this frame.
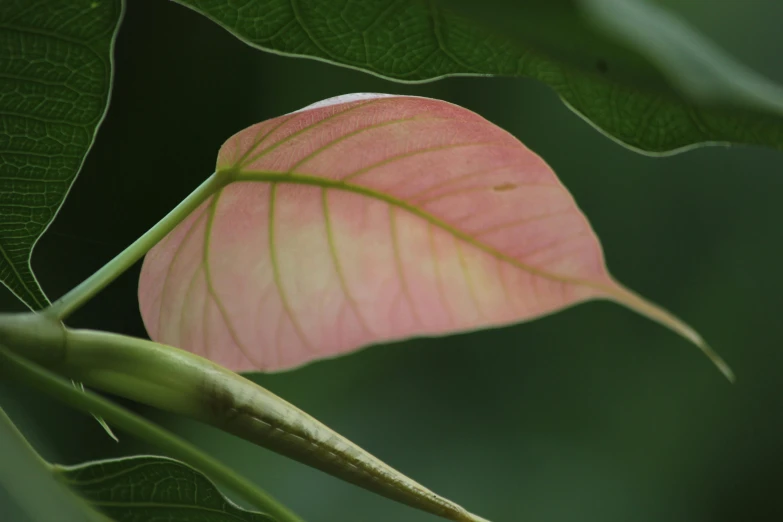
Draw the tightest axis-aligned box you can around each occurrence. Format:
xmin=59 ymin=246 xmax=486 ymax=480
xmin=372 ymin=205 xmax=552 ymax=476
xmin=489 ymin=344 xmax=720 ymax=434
xmin=0 ymin=1 xmax=781 ymax=522
xmin=0 ymin=0 xmax=122 ymax=309
xmin=56 ymin=456 xmax=277 ymax=522
xmin=177 ymin=0 xmax=783 ymax=153
xmin=140 ymin=93 xmax=728 ymax=377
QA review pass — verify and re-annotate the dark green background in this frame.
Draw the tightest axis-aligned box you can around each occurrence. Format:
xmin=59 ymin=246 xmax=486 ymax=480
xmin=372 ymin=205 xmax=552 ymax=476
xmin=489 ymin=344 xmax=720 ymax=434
xmin=2 ymin=1 xmax=783 ymax=521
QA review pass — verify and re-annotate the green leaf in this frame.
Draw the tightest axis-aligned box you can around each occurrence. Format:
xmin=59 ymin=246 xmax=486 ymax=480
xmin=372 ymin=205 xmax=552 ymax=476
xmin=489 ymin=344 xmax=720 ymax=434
xmin=0 ymin=0 xmax=123 ymax=309
xmin=0 ymin=406 xmax=111 ymax=522
xmin=56 ymin=455 xmax=277 ymax=522
xmin=173 ymin=0 xmax=783 ymax=154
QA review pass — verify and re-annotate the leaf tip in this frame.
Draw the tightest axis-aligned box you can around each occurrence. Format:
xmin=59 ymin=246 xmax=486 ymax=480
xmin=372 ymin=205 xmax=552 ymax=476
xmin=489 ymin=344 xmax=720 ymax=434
xmin=607 ymin=282 xmax=734 ymax=382
xmin=698 ymin=340 xmax=735 ymax=383
xmin=659 ymin=317 xmax=735 ymax=383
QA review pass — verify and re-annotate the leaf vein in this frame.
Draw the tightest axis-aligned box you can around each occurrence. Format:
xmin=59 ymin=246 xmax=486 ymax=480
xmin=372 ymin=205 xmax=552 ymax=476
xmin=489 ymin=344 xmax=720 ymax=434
xmin=322 ymin=188 xmax=372 ymax=336
xmin=268 ymin=182 xmax=314 ymax=355
xmin=389 ymin=205 xmax=423 ymax=327
xmin=234 ymin=170 xmax=619 ymax=298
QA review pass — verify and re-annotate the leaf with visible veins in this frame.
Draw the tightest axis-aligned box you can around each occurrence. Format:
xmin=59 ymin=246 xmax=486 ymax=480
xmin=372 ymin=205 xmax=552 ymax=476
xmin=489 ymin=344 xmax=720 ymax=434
xmin=0 ymin=0 xmax=123 ymax=309
xmin=56 ymin=455 xmax=277 ymax=522
xmin=174 ymin=0 xmax=783 ymax=154
xmin=138 ymin=94 xmax=732 ymax=380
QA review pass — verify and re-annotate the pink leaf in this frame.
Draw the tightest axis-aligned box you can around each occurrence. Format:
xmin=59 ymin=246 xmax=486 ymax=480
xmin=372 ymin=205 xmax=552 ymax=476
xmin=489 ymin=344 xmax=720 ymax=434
xmin=139 ymin=94 xmax=731 ymax=379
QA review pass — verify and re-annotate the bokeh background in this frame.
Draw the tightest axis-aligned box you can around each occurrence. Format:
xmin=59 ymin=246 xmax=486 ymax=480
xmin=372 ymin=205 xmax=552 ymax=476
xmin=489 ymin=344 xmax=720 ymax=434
xmin=2 ymin=0 xmax=783 ymax=521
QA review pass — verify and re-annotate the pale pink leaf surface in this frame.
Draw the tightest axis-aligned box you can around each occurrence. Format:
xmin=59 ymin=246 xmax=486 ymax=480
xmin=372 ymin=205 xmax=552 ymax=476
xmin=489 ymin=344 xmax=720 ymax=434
xmin=139 ymin=94 xmax=731 ymax=378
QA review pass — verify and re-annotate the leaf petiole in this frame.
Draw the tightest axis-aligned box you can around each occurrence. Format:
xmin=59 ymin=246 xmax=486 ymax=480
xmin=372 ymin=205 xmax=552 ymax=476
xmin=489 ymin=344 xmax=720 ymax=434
xmin=45 ymin=171 xmax=230 ymax=321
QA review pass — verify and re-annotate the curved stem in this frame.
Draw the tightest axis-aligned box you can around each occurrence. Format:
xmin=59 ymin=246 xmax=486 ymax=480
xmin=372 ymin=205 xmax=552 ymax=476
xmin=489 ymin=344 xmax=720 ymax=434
xmin=45 ymin=172 xmax=229 ymax=321
xmin=0 ymin=344 xmax=304 ymax=522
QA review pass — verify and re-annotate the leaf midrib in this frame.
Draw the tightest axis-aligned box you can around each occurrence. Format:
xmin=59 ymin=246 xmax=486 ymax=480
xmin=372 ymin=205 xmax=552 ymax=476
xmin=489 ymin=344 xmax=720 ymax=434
xmin=229 ymin=168 xmax=618 ymax=299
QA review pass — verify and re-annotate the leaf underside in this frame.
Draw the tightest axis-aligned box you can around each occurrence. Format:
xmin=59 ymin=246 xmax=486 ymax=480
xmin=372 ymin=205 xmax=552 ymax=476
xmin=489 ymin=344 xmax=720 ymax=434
xmin=173 ymin=0 xmax=783 ymax=154
xmin=56 ymin=455 xmax=277 ymax=522
xmin=0 ymin=0 xmax=123 ymax=309
xmin=139 ymin=94 xmax=731 ymax=378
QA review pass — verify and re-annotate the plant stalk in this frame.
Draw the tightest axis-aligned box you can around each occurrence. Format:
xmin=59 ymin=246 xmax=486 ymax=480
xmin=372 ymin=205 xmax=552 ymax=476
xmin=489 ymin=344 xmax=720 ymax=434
xmin=45 ymin=171 xmax=229 ymax=321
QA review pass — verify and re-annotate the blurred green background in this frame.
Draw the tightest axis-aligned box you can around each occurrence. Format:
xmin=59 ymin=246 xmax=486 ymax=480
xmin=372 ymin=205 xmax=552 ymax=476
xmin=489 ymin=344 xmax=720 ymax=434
xmin=2 ymin=0 xmax=783 ymax=521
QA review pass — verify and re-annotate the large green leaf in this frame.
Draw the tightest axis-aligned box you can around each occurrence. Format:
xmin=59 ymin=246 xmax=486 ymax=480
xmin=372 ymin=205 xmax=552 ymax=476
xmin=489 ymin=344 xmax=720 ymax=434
xmin=0 ymin=0 xmax=123 ymax=309
xmin=0 ymin=406 xmax=110 ymax=522
xmin=173 ymin=0 xmax=783 ymax=154
xmin=55 ymin=455 xmax=277 ymax=522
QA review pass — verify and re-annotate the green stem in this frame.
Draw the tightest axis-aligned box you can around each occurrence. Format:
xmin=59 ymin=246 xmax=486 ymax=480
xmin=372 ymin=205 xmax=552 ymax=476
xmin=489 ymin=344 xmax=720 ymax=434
xmin=0 ymin=344 xmax=304 ymax=522
xmin=45 ymin=171 xmax=229 ymax=321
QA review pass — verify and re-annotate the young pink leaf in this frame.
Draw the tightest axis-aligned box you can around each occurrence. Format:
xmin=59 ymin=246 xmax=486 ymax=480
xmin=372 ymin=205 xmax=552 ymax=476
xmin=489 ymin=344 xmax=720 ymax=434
xmin=139 ymin=94 xmax=732 ymax=380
